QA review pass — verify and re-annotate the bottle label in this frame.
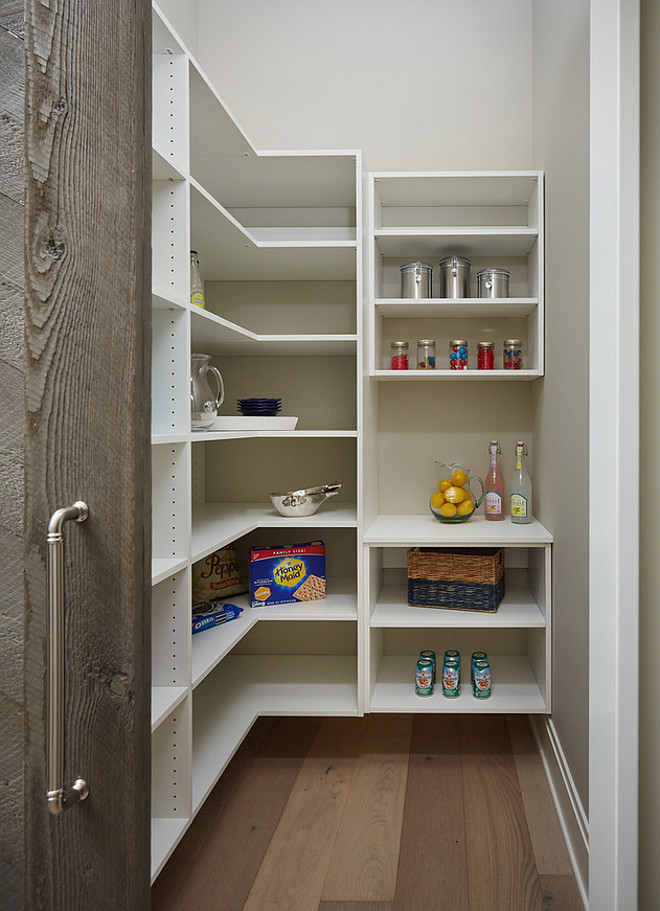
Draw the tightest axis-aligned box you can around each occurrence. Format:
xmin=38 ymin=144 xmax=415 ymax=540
xmin=511 ymin=494 xmax=528 ymax=518
xmin=484 ymin=492 xmax=502 ymax=515
xmin=191 ymin=291 xmax=205 ymax=309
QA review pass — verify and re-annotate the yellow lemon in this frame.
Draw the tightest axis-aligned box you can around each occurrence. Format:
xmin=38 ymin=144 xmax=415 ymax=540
xmin=439 ymin=502 xmax=458 ymax=518
xmin=438 ymin=478 xmax=452 ymax=493
xmin=430 ymin=491 xmax=445 ymax=509
xmin=444 ymin=485 xmax=467 ymax=504
xmin=457 ymin=498 xmax=474 ymax=516
xmin=451 ymin=469 xmax=468 ymax=487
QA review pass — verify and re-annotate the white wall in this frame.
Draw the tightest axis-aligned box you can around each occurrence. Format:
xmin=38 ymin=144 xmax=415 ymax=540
xmin=531 ymin=0 xmax=590 ymax=812
xmin=197 ymin=0 xmax=533 ymax=170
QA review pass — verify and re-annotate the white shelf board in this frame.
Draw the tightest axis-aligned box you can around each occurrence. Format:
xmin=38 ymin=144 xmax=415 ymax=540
xmin=190 ymin=307 xmax=357 ymax=356
xmin=371 ymin=369 xmax=541 ymax=381
xmin=192 ymin=501 xmax=358 ymax=561
xmin=192 ymin=150 xmax=357 ymax=210
xmin=374 ymin=227 xmax=538 ymax=258
xmin=151 ymin=817 xmax=189 ymax=883
xmin=370 ymin=655 xmax=546 ymax=713
xmin=192 ymin=580 xmax=358 ymax=688
xmin=364 ymin=514 xmax=552 ymax=547
xmin=371 ymin=172 xmax=540 ymax=209
xmin=152 ymin=557 xmax=189 ymax=586
xmin=192 ymin=655 xmax=358 ymax=811
xmin=192 ymin=429 xmax=358 ymax=441
xmin=152 ymin=146 xmax=186 ymax=182
xmin=371 ymin=571 xmax=545 ymax=628
xmin=190 ymin=181 xmax=357 ymax=281
xmin=192 ymin=605 xmax=260 ymax=688
xmin=151 ymin=686 xmax=188 ymax=731
xmin=152 ymin=433 xmax=188 ymax=445
xmin=374 ymin=298 xmax=539 ymax=319
xmin=152 ymin=287 xmax=188 ymax=311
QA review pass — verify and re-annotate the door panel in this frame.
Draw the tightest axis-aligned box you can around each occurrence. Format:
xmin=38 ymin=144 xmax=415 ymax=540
xmin=24 ymin=1 xmax=152 ymax=908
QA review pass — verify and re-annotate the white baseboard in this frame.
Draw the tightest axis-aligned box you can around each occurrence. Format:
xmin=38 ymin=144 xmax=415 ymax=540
xmin=530 ymin=715 xmax=589 ymax=909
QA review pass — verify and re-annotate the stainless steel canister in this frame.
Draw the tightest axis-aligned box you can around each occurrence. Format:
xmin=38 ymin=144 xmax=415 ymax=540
xmin=438 ymin=255 xmax=471 ymax=298
xmin=477 ymin=268 xmax=510 ymax=298
xmin=400 ymin=261 xmax=433 ymax=298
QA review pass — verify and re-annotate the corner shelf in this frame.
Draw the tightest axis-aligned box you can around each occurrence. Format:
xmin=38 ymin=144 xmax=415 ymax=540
xmin=192 ymin=501 xmax=358 ymax=562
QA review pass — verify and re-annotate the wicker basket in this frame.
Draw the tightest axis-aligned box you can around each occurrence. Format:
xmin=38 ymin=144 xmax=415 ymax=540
xmin=407 ymin=547 xmax=505 ymax=612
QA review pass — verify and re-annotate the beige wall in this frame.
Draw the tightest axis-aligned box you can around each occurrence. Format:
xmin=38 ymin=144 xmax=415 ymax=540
xmin=531 ymin=0 xmax=590 ymax=811
xmin=196 ymin=0 xmax=533 ymax=171
xmin=639 ymin=0 xmax=659 ymax=905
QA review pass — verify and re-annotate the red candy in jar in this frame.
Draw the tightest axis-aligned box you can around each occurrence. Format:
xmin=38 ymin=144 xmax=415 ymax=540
xmin=449 ymin=339 xmax=469 ymax=370
xmin=503 ymin=338 xmax=523 ymax=370
xmin=390 ymin=340 xmax=409 ymax=370
xmin=477 ymin=341 xmax=495 ymax=370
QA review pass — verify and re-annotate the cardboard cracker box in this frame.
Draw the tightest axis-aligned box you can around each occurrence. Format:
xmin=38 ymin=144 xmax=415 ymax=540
xmin=250 ymin=540 xmax=326 ymax=607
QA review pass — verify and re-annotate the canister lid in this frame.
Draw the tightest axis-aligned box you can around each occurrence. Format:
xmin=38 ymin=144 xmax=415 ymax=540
xmin=504 ymin=338 xmax=522 ymax=346
xmin=450 ymin=339 xmax=469 ymax=346
xmin=477 ymin=340 xmax=495 ymax=348
xmin=391 ymin=340 xmax=409 ymax=348
xmin=417 ymin=339 xmax=436 ymax=345
xmin=477 ymin=268 xmax=510 ymax=277
xmin=439 ymin=255 xmax=471 ymax=267
xmin=400 ymin=261 xmax=433 ymax=272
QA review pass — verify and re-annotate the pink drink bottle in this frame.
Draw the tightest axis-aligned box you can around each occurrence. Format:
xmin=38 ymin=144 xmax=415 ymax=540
xmin=484 ymin=440 xmax=505 ymax=521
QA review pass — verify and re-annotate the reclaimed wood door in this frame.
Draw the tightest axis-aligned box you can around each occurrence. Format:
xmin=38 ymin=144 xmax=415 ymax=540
xmin=23 ymin=1 xmax=152 ymax=908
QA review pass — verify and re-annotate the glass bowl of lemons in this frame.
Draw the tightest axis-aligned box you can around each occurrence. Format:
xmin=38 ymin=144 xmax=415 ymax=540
xmin=430 ymin=462 xmax=485 ymax=523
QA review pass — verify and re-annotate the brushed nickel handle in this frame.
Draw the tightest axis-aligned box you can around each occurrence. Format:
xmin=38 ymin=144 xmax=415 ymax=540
xmin=46 ymin=501 xmax=90 ymax=815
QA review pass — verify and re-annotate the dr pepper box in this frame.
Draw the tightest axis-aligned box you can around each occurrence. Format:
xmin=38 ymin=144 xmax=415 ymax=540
xmin=250 ymin=541 xmax=326 ymax=607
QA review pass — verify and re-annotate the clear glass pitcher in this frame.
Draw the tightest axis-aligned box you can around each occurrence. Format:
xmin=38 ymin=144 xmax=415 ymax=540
xmin=430 ymin=460 xmax=485 ymax=523
xmin=190 ymin=353 xmax=225 ymax=431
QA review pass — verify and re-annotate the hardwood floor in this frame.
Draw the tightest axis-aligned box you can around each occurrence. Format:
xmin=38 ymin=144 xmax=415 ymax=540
xmin=151 ymin=715 xmax=583 ymax=911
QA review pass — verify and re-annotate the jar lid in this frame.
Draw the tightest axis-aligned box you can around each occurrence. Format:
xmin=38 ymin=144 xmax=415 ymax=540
xmin=439 ymin=255 xmax=471 ymax=267
xmin=417 ymin=339 xmax=435 ymax=345
xmin=477 ymin=268 xmax=510 ymax=278
xmin=477 ymin=340 xmax=495 ymax=348
xmin=450 ymin=339 xmax=468 ymax=346
xmin=391 ymin=340 xmax=409 ymax=348
xmin=401 ymin=261 xmax=433 ymax=272
xmin=504 ymin=338 xmax=522 ymax=346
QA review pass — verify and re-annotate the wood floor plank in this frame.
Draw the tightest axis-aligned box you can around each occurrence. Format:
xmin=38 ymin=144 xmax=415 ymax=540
xmin=319 ymin=903 xmax=393 ymax=911
xmin=539 ymin=874 xmax=585 ymax=910
xmin=460 ymin=715 xmax=545 ymax=911
xmin=392 ymin=714 xmax=469 ymax=911
xmin=506 ymin=715 xmax=575 ymax=876
xmin=321 ymin=714 xmax=412 ymax=902
xmin=151 ymin=716 xmax=319 ymax=911
xmin=243 ymin=717 xmax=367 ymax=911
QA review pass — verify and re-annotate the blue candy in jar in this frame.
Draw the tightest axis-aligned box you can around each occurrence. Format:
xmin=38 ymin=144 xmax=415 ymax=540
xmin=450 ymin=339 xmax=469 ymax=371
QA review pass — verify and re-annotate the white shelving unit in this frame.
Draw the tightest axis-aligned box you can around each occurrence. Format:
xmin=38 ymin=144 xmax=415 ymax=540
xmin=149 ymin=3 xmax=552 ymax=887
xmin=362 ymin=171 xmax=551 ymax=719
xmin=368 ymin=171 xmax=544 ymax=377
xmin=149 ymin=4 xmax=361 ymax=882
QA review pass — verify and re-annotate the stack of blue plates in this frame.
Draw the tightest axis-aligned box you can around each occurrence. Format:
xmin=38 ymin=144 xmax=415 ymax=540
xmin=237 ymin=397 xmax=282 ymax=416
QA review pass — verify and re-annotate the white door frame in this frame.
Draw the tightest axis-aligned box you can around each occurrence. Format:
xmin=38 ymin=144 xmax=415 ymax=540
xmin=589 ymin=0 xmax=640 ymax=907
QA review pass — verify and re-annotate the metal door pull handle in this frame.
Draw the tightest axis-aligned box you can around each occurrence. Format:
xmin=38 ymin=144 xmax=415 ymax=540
xmin=46 ymin=501 xmax=90 ymax=815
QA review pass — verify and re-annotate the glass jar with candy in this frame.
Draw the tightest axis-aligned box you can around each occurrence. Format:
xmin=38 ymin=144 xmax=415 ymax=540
xmin=449 ymin=339 xmax=469 ymax=370
xmin=477 ymin=341 xmax=495 ymax=370
xmin=390 ymin=340 xmax=409 ymax=370
xmin=503 ymin=338 xmax=523 ymax=370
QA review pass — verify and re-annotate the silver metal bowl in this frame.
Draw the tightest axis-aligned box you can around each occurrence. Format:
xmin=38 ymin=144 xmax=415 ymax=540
xmin=269 ymin=483 xmax=341 ymax=517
